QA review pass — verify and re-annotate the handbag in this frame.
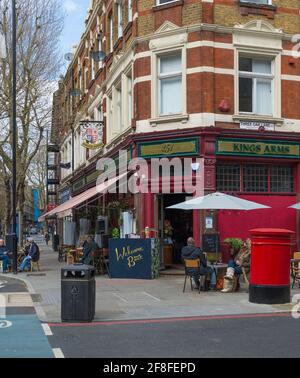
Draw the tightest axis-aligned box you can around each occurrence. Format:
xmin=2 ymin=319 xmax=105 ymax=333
xmin=216 ymin=277 xmax=224 ymax=290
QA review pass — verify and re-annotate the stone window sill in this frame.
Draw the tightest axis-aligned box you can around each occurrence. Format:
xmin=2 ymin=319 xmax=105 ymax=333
xmin=150 ymin=114 xmax=189 ymax=126
xmin=233 ymin=114 xmax=284 ymax=125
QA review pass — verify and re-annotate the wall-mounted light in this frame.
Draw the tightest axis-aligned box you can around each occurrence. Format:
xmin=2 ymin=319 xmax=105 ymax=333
xmin=191 ymin=162 xmax=200 ymax=172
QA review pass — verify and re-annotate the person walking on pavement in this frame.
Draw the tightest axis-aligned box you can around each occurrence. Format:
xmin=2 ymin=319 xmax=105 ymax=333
xmin=44 ymin=232 xmax=50 ymax=246
xmin=0 ymin=239 xmax=11 ymax=273
xmin=19 ymin=238 xmax=40 ymax=272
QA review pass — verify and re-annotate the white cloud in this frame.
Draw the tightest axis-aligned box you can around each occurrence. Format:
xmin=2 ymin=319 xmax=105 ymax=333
xmin=64 ymin=0 xmax=78 ymax=13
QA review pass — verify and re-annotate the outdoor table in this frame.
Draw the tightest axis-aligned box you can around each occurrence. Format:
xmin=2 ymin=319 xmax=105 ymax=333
xmin=210 ymin=263 xmax=228 ymax=276
xmin=209 ymin=263 xmax=228 ymax=288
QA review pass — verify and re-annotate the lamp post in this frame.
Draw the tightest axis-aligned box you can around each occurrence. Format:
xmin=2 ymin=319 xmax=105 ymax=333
xmin=11 ymin=0 xmax=18 ymax=274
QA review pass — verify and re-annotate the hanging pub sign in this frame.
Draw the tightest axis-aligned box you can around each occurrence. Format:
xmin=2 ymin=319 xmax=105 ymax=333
xmin=80 ymin=120 xmax=104 ymax=150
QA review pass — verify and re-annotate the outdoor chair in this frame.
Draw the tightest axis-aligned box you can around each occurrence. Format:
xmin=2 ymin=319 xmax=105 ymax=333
xmin=291 ymin=260 xmax=300 ymax=289
xmin=30 ymin=260 xmax=41 ymax=272
xmin=183 ymin=259 xmax=206 ymax=294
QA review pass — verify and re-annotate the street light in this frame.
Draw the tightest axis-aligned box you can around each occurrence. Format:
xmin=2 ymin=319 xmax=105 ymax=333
xmin=11 ymin=0 xmax=18 ymax=274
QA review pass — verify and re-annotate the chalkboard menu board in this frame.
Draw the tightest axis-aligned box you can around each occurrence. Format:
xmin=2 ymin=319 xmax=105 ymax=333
xmin=202 ymin=234 xmax=219 ymax=253
xmin=109 ymin=238 xmax=160 ymax=280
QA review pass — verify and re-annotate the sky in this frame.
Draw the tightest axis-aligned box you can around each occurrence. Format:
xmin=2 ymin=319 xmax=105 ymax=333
xmin=60 ymin=0 xmax=91 ymax=64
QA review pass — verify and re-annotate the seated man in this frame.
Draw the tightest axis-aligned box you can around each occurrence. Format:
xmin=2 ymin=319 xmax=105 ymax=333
xmin=80 ymin=236 xmax=99 ymax=265
xmin=0 ymin=239 xmax=11 ymax=273
xmin=182 ymin=237 xmax=211 ymax=290
xmin=19 ymin=238 xmax=40 ymax=272
xmin=222 ymin=239 xmax=251 ymax=293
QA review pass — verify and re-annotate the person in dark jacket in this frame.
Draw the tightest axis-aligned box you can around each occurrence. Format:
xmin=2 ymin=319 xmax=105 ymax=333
xmin=182 ymin=237 xmax=210 ymax=289
xmin=0 ymin=239 xmax=11 ymax=273
xmin=19 ymin=238 xmax=40 ymax=272
xmin=80 ymin=236 xmax=98 ymax=265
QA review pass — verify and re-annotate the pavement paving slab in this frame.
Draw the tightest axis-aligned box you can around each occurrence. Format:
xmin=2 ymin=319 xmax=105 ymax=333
xmin=3 ymin=238 xmax=299 ymax=324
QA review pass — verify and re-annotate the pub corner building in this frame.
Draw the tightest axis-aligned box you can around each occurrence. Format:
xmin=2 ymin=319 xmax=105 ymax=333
xmin=42 ymin=0 xmax=300 ymax=266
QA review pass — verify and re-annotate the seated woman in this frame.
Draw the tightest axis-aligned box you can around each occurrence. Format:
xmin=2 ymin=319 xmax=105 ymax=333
xmin=221 ymin=239 xmax=251 ymax=293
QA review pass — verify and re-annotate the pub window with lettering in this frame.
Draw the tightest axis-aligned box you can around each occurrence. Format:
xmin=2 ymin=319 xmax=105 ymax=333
xmin=239 ymin=57 xmax=273 ymax=116
xmin=217 ymin=164 xmax=294 ymax=193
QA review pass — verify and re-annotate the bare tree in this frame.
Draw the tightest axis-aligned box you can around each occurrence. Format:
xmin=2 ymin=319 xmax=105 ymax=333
xmin=27 ymin=142 xmax=47 ymax=212
xmin=0 ymin=0 xmax=63 ymax=237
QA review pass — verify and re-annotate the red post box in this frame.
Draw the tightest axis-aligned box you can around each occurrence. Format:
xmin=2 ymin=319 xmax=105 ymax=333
xmin=249 ymin=228 xmax=294 ymax=304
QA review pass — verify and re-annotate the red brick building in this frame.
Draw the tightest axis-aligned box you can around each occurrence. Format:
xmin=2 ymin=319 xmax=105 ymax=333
xmin=50 ymin=0 xmax=300 ymax=262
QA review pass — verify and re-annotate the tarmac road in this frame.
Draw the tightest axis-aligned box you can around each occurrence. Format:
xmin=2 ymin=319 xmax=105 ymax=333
xmin=46 ymin=312 xmax=300 ymax=358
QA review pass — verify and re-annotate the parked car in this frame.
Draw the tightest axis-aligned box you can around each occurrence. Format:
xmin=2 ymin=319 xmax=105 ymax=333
xmin=30 ymin=227 xmax=38 ymax=235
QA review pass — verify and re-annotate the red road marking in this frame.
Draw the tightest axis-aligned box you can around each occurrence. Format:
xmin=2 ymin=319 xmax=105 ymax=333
xmin=48 ymin=312 xmax=292 ymax=328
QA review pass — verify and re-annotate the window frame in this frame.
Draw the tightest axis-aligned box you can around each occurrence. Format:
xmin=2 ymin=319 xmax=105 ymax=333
xmin=158 ymin=52 xmax=183 ymax=116
xmin=117 ymin=3 xmax=123 ymax=39
xmin=216 ymin=163 xmax=295 ymax=194
xmin=238 ymin=56 xmax=274 ymax=116
xmin=156 ymin=0 xmax=179 ymax=6
xmin=234 ymin=49 xmax=281 ymax=121
xmin=240 ymin=0 xmax=272 ymax=5
xmin=128 ymin=0 xmax=133 ymax=23
xmin=151 ymin=47 xmax=187 ymax=119
xmin=109 ymin=14 xmax=113 ymax=53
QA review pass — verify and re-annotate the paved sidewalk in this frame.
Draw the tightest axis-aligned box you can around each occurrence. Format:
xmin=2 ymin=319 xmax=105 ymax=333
xmin=3 ymin=240 xmax=298 ymax=323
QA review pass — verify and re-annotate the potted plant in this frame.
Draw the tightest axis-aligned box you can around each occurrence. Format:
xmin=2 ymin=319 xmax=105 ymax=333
xmin=224 ymin=238 xmax=243 ymax=256
xmin=111 ymin=228 xmax=120 ymax=238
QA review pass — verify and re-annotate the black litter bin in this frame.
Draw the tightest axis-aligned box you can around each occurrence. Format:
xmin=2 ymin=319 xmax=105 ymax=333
xmin=61 ymin=264 xmax=96 ymax=322
xmin=52 ymin=234 xmax=59 ymax=252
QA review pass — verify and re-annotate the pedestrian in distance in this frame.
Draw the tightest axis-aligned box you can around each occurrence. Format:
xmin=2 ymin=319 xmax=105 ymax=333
xmin=44 ymin=232 xmax=50 ymax=246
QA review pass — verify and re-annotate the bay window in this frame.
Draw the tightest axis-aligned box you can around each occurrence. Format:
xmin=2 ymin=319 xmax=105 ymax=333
xmin=158 ymin=52 xmax=182 ymax=116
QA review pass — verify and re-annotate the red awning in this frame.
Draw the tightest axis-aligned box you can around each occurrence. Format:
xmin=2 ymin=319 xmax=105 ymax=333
xmin=39 ymin=173 xmax=127 ymax=222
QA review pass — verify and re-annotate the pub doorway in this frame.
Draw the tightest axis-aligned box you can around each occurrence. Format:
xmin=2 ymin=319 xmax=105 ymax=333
xmin=158 ymin=194 xmax=193 ymax=267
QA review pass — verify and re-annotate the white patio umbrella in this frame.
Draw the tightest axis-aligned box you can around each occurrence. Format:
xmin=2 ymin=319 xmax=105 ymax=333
xmin=167 ymin=192 xmax=270 ymax=261
xmin=167 ymin=192 xmax=271 ymax=211
xmin=289 ymin=203 xmax=300 ymax=210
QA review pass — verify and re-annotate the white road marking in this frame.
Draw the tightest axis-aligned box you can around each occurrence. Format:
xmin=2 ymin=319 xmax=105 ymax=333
xmin=52 ymin=348 xmax=65 ymax=359
xmin=0 ymin=320 xmax=12 ymax=328
xmin=0 ymin=281 xmax=7 ymax=289
xmin=42 ymin=323 xmax=53 ymax=336
xmin=143 ymin=292 xmax=161 ymax=302
xmin=113 ymin=293 xmax=128 ymax=303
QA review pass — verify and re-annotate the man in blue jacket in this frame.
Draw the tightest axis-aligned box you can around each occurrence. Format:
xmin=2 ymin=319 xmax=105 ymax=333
xmin=182 ymin=237 xmax=216 ymax=290
xmin=19 ymin=238 xmax=40 ymax=272
xmin=0 ymin=239 xmax=11 ymax=273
